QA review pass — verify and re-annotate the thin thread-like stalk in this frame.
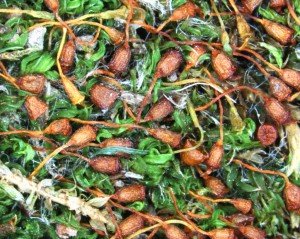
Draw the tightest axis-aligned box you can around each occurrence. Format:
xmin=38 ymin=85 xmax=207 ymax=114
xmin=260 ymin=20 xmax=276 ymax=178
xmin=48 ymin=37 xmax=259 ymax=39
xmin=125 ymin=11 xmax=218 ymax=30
xmin=156 ymin=19 xmax=170 ymax=33
xmin=286 ymin=0 xmax=300 ymax=26
xmin=0 ymin=72 xmax=19 ymax=89
xmin=68 ymin=118 xmax=146 ymax=131
xmin=169 ymin=188 xmax=200 ymax=230
xmin=63 ymin=151 xmax=90 ymax=163
xmin=148 ymin=227 xmax=160 ymax=239
xmin=56 ymin=28 xmax=85 ymax=105
xmin=189 ymin=191 xmax=231 ymax=203
xmin=186 ymin=212 xmax=212 ymax=219
xmin=0 ymin=61 xmax=9 ymax=75
xmin=124 ymin=0 xmax=133 ymax=46
xmin=233 ymin=51 xmax=271 ymax=77
xmin=136 ymin=75 xmax=158 ymax=123
xmin=106 ymin=203 xmax=123 ymax=239
xmin=127 ymin=219 xmax=203 ymax=239
xmin=48 ymin=26 xmax=59 ymax=50
xmin=194 ymin=85 xmax=267 ymax=111
xmin=28 ymin=143 xmax=70 ymax=179
xmin=232 ymin=159 xmax=290 ymax=184
xmin=173 ymin=126 xmax=204 ymax=154
xmin=55 ymin=14 xmax=100 ymax=46
xmin=237 ymin=47 xmax=281 ymax=72
xmin=0 ymin=130 xmax=42 ymax=136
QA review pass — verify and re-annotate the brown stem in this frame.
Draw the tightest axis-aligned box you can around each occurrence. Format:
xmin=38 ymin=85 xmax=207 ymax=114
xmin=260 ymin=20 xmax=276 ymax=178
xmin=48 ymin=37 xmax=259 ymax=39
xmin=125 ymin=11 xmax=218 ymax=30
xmin=286 ymin=0 xmax=300 ymax=26
xmin=106 ymin=202 xmax=123 ymax=239
xmin=236 ymin=47 xmax=281 ymax=73
xmin=28 ymin=143 xmax=71 ymax=179
xmin=186 ymin=212 xmax=212 ymax=219
xmin=232 ymin=159 xmax=290 ymax=184
xmin=168 ymin=188 xmax=199 ymax=230
xmin=148 ymin=227 xmax=160 ymax=239
xmin=136 ymin=75 xmax=158 ymax=123
xmin=233 ymin=51 xmax=271 ymax=78
xmin=55 ymin=14 xmax=101 ymax=46
xmin=194 ymin=85 xmax=267 ymax=111
xmin=124 ymin=0 xmax=133 ymax=47
xmin=189 ymin=192 xmax=231 ymax=203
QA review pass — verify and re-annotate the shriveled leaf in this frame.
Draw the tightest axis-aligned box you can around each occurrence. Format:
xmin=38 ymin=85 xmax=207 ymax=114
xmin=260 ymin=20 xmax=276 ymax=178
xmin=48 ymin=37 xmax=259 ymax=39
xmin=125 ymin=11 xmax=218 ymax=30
xmin=87 ymin=197 xmax=111 ymax=208
xmin=229 ymin=106 xmax=246 ymax=132
xmin=286 ymin=123 xmax=300 ymax=179
xmin=0 ymin=47 xmax=40 ymax=60
xmin=0 ymin=182 xmax=24 ymax=202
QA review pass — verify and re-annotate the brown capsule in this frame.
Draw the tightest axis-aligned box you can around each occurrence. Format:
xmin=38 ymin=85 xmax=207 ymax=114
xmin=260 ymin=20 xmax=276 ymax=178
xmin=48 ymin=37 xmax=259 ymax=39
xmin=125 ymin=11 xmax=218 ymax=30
xmin=269 ymin=77 xmax=292 ymax=102
xmin=226 ymin=213 xmax=255 ymax=226
xmin=90 ymin=84 xmax=119 ymax=110
xmin=24 ymin=96 xmax=48 ymax=120
xmin=270 ymin=0 xmax=286 ymax=10
xmin=180 ymin=139 xmax=208 ymax=166
xmin=231 ymin=199 xmax=252 ymax=214
xmin=241 ymin=0 xmax=262 ymax=13
xmin=17 ymin=74 xmax=45 ymax=94
xmin=186 ymin=45 xmax=207 ymax=70
xmin=239 ymin=226 xmax=266 ymax=239
xmin=205 ymin=139 xmax=224 ymax=169
xmin=209 ymin=228 xmax=235 ymax=239
xmin=211 ymin=49 xmax=237 ymax=81
xmin=113 ymin=184 xmax=145 ymax=203
xmin=44 ymin=0 xmax=59 ymax=13
xmin=68 ymin=125 xmax=97 ymax=147
xmin=170 ymin=1 xmax=197 ymax=22
xmin=257 ymin=124 xmax=278 ymax=146
xmin=43 ymin=119 xmax=72 ymax=136
xmin=261 ymin=19 xmax=294 ymax=45
xmin=283 ymin=182 xmax=300 ymax=211
xmin=203 ymin=175 xmax=229 ymax=198
xmin=279 ymin=69 xmax=300 ymax=91
xmin=144 ymin=97 xmax=174 ymax=121
xmin=119 ymin=214 xmax=144 ymax=236
xmin=101 ymin=138 xmax=133 ymax=157
xmin=264 ymin=97 xmax=293 ymax=126
xmin=0 ymin=221 xmax=16 ymax=235
xmin=89 ymin=156 xmax=120 ymax=174
xmin=59 ymin=39 xmax=76 ymax=74
xmin=164 ymin=225 xmax=189 ymax=239
xmin=155 ymin=50 xmax=184 ymax=78
xmin=147 ymin=128 xmax=182 ymax=148
xmin=61 ymin=77 xmax=85 ymax=105
xmin=107 ymin=44 xmax=131 ymax=73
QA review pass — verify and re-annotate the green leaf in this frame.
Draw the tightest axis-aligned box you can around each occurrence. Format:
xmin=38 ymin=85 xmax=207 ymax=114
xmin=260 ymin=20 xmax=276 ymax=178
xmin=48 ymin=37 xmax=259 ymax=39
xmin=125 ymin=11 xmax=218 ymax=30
xmin=21 ymin=52 xmax=55 ymax=74
xmin=258 ymin=7 xmax=287 ymax=24
xmin=236 ymin=181 xmax=260 ymax=192
xmin=259 ymin=42 xmax=283 ymax=68
xmin=11 ymin=138 xmax=35 ymax=165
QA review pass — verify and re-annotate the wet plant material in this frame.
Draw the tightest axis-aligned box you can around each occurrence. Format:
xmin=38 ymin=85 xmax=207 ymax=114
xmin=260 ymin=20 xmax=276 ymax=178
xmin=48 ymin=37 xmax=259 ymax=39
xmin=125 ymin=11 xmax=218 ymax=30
xmin=0 ymin=0 xmax=299 ymax=238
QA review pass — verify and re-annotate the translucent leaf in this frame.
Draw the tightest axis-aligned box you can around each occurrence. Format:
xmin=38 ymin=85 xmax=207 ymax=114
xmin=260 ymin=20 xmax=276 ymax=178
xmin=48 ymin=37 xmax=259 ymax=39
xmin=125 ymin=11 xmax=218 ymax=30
xmin=87 ymin=197 xmax=110 ymax=208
